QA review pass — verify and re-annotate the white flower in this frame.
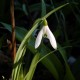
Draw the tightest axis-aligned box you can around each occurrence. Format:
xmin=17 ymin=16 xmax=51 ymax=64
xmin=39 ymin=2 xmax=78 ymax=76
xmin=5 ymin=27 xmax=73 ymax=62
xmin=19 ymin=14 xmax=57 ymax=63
xmin=35 ymin=25 xmax=57 ymax=49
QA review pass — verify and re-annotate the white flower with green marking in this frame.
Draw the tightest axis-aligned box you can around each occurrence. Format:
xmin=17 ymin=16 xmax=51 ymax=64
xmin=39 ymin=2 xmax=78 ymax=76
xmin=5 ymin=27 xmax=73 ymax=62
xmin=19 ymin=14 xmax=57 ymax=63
xmin=35 ymin=19 xmax=57 ymax=49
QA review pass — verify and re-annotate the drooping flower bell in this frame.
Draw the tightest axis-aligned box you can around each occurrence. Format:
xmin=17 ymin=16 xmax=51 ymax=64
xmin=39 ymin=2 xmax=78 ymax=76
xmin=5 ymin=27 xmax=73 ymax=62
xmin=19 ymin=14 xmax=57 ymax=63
xmin=35 ymin=19 xmax=57 ymax=49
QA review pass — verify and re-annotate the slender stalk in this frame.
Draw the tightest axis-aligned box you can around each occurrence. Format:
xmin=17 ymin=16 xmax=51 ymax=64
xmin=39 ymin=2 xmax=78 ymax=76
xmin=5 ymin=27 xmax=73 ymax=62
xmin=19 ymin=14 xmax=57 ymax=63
xmin=10 ymin=0 xmax=16 ymax=62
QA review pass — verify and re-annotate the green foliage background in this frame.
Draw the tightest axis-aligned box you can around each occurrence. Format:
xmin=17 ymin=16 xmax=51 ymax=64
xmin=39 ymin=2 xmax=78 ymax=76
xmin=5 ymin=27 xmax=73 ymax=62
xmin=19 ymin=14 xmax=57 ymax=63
xmin=0 ymin=0 xmax=80 ymax=80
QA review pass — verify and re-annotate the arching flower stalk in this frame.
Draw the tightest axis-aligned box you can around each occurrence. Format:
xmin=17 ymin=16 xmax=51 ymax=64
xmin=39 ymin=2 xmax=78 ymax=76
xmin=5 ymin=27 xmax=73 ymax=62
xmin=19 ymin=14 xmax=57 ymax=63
xmin=35 ymin=19 xmax=57 ymax=49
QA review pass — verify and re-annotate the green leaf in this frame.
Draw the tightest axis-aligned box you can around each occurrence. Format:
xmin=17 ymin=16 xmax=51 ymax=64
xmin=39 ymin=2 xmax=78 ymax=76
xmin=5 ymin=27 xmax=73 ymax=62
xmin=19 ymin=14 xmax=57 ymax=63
xmin=12 ymin=45 xmax=26 ymax=80
xmin=58 ymin=44 xmax=75 ymax=80
xmin=1 ymin=22 xmax=27 ymax=41
xmin=64 ymin=63 xmax=75 ymax=80
xmin=41 ymin=0 xmax=46 ymax=17
xmin=42 ymin=3 xmax=69 ymax=19
xmin=22 ymin=4 xmax=28 ymax=15
xmin=58 ymin=44 xmax=67 ymax=62
xmin=24 ymin=53 xmax=40 ymax=80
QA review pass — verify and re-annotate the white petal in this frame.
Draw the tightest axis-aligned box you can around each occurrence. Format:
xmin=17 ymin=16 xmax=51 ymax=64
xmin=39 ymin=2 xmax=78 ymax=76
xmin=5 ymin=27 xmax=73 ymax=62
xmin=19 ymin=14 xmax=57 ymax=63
xmin=46 ymin=26 xmax=57 ymax=49
xmin=35 ymin=28 xmax=43 ymax=48
xmin=43 ymin=26 xmax=47 ymax=34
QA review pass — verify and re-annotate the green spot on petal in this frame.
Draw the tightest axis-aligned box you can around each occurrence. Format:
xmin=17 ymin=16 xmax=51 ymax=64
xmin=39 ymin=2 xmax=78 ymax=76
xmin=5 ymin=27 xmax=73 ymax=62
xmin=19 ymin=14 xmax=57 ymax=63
xmin=43 ymin=19 xmax=48 ymax=26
